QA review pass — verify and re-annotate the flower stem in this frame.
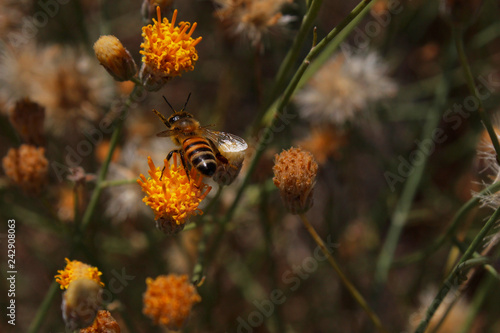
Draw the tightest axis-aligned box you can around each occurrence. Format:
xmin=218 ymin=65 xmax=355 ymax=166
xmin=413 ymin=205 xmax=500 ymax=333
xmin=453 ymin=27 xmax=500 ymax=160
xmin=253 ymin=0 xmax=373 ymax=130
xmin=80 ymin=84 xmax=142 ymax=232
xmin=298 ymin=213 xmax=389 ymax=333
xmin=393 ymin=181 xmax=500 ymax=267
xmin=29 ymin=84 xmax=143 ymax=332
xmin=375 ymin=73 xmax=449 ymax=286
xmin=207 ymin=0 xmax=374 ymax=264
xmin=27 ymin=281 xmax=59 ymax=333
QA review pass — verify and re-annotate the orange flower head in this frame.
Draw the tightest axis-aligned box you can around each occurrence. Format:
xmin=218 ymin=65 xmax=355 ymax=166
xmin=137 ymin=155 xmax=211 ymax=227
xmin=273 ymin=147 xmax=318 ymax=214
xmin=140 ymin=7 xmax=202 ymax=90
xmin=143 ymin=274 xmax=201 ymax=329
xmin=55 ymin=258 xmax=104 ymax=290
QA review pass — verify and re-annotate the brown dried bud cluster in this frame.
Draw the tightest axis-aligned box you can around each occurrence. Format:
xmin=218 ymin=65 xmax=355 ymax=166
xmin=80 ymin=310 xmax=121 ymax=333
xmin=2 ymin=144 xmax=48 ymax=194
xmin=93 ymin=35 xmax=137 ymax=82
xmin=273 ymin=147 xmax=318 ymax=214
xmin=9 ymin=98 xmax=45 ymax=146
xmin=440 ymin=0 xmax=484 ymax=27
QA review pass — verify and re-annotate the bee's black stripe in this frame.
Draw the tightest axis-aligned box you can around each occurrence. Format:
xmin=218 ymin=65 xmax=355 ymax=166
xmin=192 ymin=153 xmax=217 ymax=176
xmin=184 ymin=138 xmax=210 ymax=151
xmin=182 ymin=137 xmax=217 ymax=176
xmin=186 ymin=146 xmax=212 ymax=159
xmin=192 ymin=153 xmax=216 ymax=167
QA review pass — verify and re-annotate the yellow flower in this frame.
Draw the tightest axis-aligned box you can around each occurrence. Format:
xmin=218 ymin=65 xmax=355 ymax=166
xmin=143 ymin=274 xmax=201 ymax=329
xmin=55 ymin=258 xmax=104 ymax=290
xmin=140 ymin=7 xmax=202 ymax=90
xmin=137 ymin=155 xmax=211 ymax=227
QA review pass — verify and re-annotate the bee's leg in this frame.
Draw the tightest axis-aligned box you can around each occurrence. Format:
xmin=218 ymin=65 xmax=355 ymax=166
xmin=161 ymin=150 xmax=181 ymax=180
xmin=178 ymin=150 xmax=191 ymax=181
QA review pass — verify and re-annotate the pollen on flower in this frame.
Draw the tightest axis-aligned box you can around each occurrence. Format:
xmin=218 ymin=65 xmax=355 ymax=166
xmin=273 ymin=147 xmax=318 ymax=214
xmin=55 ymin=258 xmax=105 ymax=290
xmin=140 ymin=7 xmax=202 ymax=88
xmin=137 ymin=155 xmax=211 ymax=226
xmin=143 ymin=274 xmax=201 ymax=329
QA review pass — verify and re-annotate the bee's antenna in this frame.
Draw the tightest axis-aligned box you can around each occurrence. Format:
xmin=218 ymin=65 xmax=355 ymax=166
xmin=181 ymin=93 xmax=192 ymax=112
xmin=162 ymin=95 xmax=175 ymax=113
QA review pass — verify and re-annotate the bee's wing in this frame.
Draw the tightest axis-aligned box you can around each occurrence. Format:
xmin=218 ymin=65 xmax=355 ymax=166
xmin=203 ymin=129 xmax=248 ymax=153
xmin=156 ymin=129 xmax=176 ymax=137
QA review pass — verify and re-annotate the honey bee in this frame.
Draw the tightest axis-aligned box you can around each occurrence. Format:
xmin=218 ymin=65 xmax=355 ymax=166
xmin=153 ymin=94 xmax=248 ymax=182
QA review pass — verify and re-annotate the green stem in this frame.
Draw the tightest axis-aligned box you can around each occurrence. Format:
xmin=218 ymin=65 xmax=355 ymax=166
xmin=29 ymin=84 xmax=142 ymax=332
xmin=414 ymin=206 xmax=500 ymax=333
xmin=299 ymin=214 xmax=389 ymax=333
xmin=458 ymin=272 xmax=497 ymax=333
xmin=191 ymin=187 xmax=223 ymax=285
xmin=80 ymin=84 xmax=142 ymax=232
xmin=263 ymin=0 xmax=324 ymax=109
xmin=260 ymin=0 xmax=374 ymax=128
xmin=100 ymin=178 xmax=138 ymax=188
xmin=453 ymin=27 xmax=500 ymax=159
xmin=28 ymin=281 xmax=59 ymax=333
xmin=394 ymin=182 xmax=500 ymax=266
xmin=259 ymin=187 xmax=286 ymax=333
xmin=375 ymin=74 xmax=449 ymax=285
xmin=207 ymin=0 xmax=374 ymax=264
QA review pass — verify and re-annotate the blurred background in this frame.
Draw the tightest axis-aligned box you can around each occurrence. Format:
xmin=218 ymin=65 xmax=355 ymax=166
xmin=1 ymin=0 xmax=500 ymax=332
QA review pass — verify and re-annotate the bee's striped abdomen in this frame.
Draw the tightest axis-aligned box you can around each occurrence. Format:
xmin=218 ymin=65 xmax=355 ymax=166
xmin=183 ymin=137 xmax=217 ymax=176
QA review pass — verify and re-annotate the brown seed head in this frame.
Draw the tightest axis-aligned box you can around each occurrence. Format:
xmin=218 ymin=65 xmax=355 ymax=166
xmin=94 ymin=35 xmax=137 ymax=82
xmin=80 ymin=310 xmax=121 ymax=333
xmin=273 ymin=147 xmax=318 ymax=214
xmin=9 ymin=98 xmax=45 ymax=146
xmin=2 ymin=144 xmax=48 ymax=194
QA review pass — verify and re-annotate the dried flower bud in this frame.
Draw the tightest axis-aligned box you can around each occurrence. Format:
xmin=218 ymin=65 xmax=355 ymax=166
xmin=139 ymin=62 xmax=170 ymax=92
xmin=80 ymin=310 xmax=121 ymax=333
xmin=62 ymin=279 xmax=102 ymax=331
xmin=440 ymin=0 xmax=483 ymax=27
xmin=93 ymin=35 xmax=137 ymax=82
xmin=155 ymin=216 xmax=186 ymax=235
xmin=273 ymin=147 xmax=318 ymax=214
xmin=9 ymin=98 xmax=45 ymax=146
xmin=2 ymin=144 xmax=48 ymax=194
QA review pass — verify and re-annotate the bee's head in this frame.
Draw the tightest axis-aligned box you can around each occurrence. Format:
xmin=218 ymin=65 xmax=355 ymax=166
xmin=167 ymin=111 xmax=194 ymax=127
